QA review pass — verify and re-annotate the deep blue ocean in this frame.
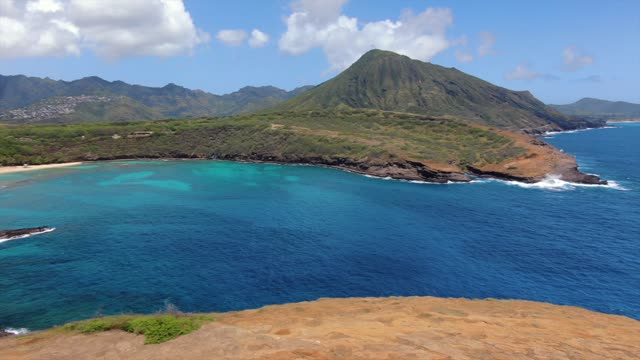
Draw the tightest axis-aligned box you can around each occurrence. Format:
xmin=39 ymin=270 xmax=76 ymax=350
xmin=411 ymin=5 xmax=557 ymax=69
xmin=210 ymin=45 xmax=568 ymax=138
xmin=1 ymin=123 xmax=639 ymax=331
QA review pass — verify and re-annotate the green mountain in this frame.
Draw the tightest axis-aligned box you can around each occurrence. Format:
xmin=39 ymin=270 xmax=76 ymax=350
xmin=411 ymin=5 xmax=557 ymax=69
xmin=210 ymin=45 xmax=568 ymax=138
xmin=0 ymin=74 xmax=311 ymax=122
xmin=274 ymin=50 xmax=603 ymax=132
xmin=550 ymin=97 xmax=640 ymax=120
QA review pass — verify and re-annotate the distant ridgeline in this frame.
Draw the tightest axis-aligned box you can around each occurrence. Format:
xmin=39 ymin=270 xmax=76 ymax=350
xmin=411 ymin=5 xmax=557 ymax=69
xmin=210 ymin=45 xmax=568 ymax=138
xmin=0 ymin=74 xmax=313 ymax=123
xmin=551 ymin=97 xmax=640 ymax=121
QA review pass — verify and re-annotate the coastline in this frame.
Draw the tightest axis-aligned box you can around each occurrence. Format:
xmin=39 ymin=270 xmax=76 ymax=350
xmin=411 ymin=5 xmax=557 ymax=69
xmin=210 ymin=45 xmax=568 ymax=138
xmin=0 ymin=155 xmax=606 ymax=187
xmin=0 ymin=162 xmax=83 ymax=175
xmin=0 ymin=122 xmax=612 ymax=186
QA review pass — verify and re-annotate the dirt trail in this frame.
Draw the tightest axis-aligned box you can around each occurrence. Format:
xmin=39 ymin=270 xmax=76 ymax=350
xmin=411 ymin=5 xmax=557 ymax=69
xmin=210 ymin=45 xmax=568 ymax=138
xmin=2 ymin=297 xmax=639 ymax=359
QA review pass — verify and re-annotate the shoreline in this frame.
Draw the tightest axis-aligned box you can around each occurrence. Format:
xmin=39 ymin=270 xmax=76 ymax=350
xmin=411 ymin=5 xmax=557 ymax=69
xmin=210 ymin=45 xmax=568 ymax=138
xmin=0 ymin=162 xmax=83 ymax=175
xmin=0 ymin=156 xmax=608 ymax=187
xmin=542 ymin=125 xmax=617 ymax=137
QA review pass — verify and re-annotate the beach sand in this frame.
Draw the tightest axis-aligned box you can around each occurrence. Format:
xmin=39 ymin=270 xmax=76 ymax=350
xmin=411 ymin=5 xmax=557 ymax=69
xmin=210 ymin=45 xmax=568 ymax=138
xmin=0 ymin=162 xmax=83 ymax=175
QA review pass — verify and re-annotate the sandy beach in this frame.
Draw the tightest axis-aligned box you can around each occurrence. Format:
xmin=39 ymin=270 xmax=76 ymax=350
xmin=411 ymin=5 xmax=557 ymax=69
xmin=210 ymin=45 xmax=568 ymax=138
xmin=0 ymin=162 xmax=83 ymax=175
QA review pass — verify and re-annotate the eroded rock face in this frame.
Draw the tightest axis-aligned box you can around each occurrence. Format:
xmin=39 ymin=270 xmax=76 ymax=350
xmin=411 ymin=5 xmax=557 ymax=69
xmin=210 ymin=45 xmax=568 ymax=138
xmin=2 ymin=297 xmax=639 ymax=360
xmin=557 ymin=166 xmax=607 ymax=185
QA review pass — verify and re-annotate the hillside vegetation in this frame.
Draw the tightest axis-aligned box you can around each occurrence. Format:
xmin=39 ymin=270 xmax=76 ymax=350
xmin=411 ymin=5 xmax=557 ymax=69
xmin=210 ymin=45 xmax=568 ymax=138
xmin=0 ymin=110 xmax=522 ymax=165
xmin=273 ymin=50 xmax=603 ymax=132
xmin=0 ymin=109 xmax=567 ymax=183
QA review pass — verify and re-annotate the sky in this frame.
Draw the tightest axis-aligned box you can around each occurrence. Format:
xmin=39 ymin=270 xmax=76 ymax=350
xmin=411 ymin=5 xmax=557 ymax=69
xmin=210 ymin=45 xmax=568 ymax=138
xmin=0 ymin=0 xmax=638 ymax=104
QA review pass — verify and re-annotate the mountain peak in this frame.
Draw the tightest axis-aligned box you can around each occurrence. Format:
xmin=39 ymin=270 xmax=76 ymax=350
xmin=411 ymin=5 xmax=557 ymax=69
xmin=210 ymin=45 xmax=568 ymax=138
xmin=358 ymin=49 xmax=412 ymax=61
xmin=273 ymin=49 xmax=601 ymax=132
xmin=75 ymin=76 xmax=110 ymax=84
xmin=162 ymin=83 xmax=185 ymax=90
xmin=350 ymin=49 xmax=417 ymax=70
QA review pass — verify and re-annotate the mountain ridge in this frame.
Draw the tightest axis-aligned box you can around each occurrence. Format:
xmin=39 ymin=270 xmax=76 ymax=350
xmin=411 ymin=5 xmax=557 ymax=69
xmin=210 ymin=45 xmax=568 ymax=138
xmin=0 ymin=74 xmax=313 ymax=122
xmin=551 ymin=97 xmax=640 ymax=120
xmin=273 ymin=49 xmax=604 ymax=132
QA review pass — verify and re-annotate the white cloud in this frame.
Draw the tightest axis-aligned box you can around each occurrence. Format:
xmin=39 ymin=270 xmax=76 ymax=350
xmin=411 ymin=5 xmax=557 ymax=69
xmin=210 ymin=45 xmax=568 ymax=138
xmin=506 ymin=64 xmax=539 ymax=80
xmin=455 ymin=50 xmax=473 ymax=63
xmin=563 ymin=46 xmax=593 ymax=71
xmin=248 ymin=29 xmax=269 ymax=48
xmin=217 ymin=29 xmax=248 ymax=46
xmin=505 ymin=63 xmax=558 ymax=81
xmin=26 ymin=0 xmax=63 ymax=13
xmin=0 ymin=0 xmax=18 ymax=16
xmin=477 ymin=31 xmax=495 ymax=56
xmin=0 ymin=0 xmax=209 ymax=58
xmin=279 ymin=0 xmax=455 ymax=72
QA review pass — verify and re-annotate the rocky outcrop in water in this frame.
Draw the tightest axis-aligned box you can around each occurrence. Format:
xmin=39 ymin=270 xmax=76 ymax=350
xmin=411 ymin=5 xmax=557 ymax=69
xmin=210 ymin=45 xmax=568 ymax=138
xmin=0 ymin=227 xmax=55 ymax=241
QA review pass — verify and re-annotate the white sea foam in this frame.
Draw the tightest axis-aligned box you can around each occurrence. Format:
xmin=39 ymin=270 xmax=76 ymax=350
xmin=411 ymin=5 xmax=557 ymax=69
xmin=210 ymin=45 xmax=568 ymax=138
xmin=364 ymin=175 xmax=394 ymax=180
xmin=498 ymin=175 xmax=629 ymax=191
xmin=0 ymin=227 xmax=56 ymax=243
xmin=364 ymin=174 xmax=482 ymax=185
xmin=4 ymin=328 xmax=29 ymax=335
xmin=408 ymin=179 xmax=480 ymax=185
xmin=360 ymin=171 xmax=628 ymax=191
xmin=544 ymin=126 xmax=617 ymax=138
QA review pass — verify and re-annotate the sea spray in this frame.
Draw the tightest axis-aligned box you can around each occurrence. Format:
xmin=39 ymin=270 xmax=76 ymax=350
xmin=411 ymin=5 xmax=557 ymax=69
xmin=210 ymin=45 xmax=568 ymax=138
xmin=4 ymin=328 xmax=29 ymax=335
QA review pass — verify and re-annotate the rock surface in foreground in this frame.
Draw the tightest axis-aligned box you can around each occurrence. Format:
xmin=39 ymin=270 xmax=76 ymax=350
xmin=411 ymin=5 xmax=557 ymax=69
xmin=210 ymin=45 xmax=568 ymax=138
xmin=2 ymin=297 xmax=639 ymax=359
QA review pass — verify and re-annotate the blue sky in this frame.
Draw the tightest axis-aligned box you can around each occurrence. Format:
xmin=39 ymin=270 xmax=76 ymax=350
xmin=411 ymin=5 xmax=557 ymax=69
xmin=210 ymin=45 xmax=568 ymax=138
xmin=0 ymin=0 xmax=638 ymax=104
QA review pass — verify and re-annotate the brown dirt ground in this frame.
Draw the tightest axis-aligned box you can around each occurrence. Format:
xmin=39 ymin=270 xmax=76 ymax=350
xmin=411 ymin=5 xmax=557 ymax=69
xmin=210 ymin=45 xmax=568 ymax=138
xmin=2 ymin=297 xmax=639 ymax=359
xmin=473 ymin=128 xmax=572 ymax=179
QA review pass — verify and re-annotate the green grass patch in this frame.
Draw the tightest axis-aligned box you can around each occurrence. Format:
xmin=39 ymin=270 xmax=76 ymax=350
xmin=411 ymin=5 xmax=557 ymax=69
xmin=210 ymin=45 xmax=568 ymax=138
xmin=62 ymin=314 xmax=214 ymax=344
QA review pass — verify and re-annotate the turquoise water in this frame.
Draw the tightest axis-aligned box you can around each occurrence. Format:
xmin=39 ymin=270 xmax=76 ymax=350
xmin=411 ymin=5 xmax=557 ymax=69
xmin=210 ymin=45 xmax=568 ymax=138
xmin=1 ymin=124 xmax=639 ymax=330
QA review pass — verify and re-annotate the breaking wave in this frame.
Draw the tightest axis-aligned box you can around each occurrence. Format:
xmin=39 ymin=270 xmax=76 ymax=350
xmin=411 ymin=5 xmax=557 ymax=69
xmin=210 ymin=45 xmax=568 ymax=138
xmin=364 ymin=173 xmax=627 ymax=191
xmin=4 ymin=327 xmax=29 ymax=335
xmin=499 ymin=176 xmax=629 ymax=191
xmin=544 ymin=126 xmax=617 ymax=138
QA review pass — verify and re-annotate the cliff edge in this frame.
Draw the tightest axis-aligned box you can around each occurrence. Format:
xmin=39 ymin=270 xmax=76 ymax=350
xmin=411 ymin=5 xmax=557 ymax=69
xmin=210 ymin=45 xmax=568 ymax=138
xmin=2 ymin=297 xmax=638 ymax=359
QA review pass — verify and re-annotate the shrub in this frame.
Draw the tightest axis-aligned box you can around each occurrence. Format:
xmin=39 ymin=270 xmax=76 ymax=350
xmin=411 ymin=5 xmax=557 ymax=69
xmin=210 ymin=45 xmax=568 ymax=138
xmin=63 ymin=315 xmax=134 ymax=334
xmin=63 ymin=314 xmax=214 ymax=344
xmin=125 ymin=315 xmax=212 ymax=344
